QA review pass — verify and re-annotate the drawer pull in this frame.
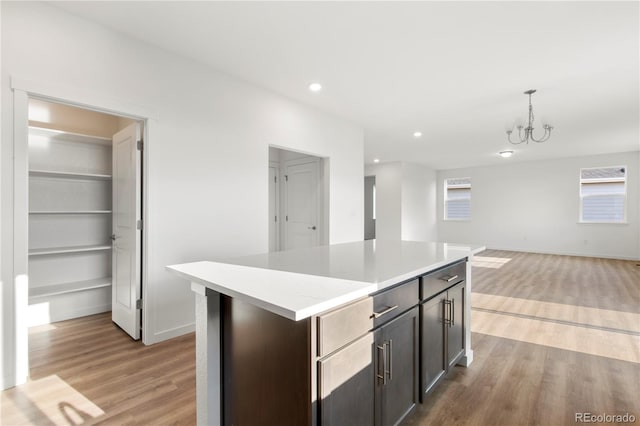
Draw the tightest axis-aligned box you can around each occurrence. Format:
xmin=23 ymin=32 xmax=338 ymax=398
xmin=372 ymin=305 xmax=399 ymax=319
xmin=441 ymin=274 xmax=459 ymax=283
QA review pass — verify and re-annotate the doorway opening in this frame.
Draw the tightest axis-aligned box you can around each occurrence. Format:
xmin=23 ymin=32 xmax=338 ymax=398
xmin=26 ymin=98 xmax=144 ymax=340
xmin=364 ymin=176 xmax=376 ymax=240
xmin=268 ymin=147 xmax=328 ymax=251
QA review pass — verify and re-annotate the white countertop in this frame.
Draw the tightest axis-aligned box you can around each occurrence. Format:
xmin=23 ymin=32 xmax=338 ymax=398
xmin=167 ymin=240 xmax=485 ymax=321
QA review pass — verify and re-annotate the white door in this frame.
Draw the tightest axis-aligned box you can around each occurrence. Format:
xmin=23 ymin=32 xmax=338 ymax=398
xmin=112 ymin=123 xmax=142 ymax=339
xmin=284 ymin=160 xmax=319 ymax=249
xmin=269 ymin=166 xmax=279 ymax=252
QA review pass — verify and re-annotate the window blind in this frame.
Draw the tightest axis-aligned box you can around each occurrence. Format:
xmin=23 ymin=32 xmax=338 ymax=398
xmin=445 ymin=178 xmax=471 ymax=220
xmin=580 ymin=167 xmax=626 ymax=223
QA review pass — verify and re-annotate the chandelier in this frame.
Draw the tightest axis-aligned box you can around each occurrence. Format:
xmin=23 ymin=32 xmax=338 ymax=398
xmin=506 ymin=89 xmax=553 ymax=144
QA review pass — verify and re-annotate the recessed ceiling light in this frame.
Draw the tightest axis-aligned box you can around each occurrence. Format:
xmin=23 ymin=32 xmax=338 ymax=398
xmin=413 ymin=131 xmax=422 ymax=138
xmin=308 ymin=82 xmax=322 ymax=92
xmin=373 ymin=158 xmax=380 ymax=163
xmin=499 ymin=150 xmax=514 ymax=158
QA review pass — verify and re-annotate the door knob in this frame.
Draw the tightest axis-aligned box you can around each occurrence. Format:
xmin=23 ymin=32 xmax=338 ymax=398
xmin=308 ymin=226 xmax=317 ymax=230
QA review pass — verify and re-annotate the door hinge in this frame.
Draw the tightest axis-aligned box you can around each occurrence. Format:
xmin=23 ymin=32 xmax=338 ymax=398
xmin=137 ymin=219 xmax=143 ymax=230
xmin=137 ymin=140 xmax=143 ymax=151
xmin=274 ymin=176 xmax=277 ymax=183
xmin=286 ymin=215 xmax=288 ymax=222
xmin=274 ymin=215 xmax=277 ymax=223
xmin=285 ymin=175 xmax=288 ymax=182
xmin=136 ymin=299 xmax=142 ymax=309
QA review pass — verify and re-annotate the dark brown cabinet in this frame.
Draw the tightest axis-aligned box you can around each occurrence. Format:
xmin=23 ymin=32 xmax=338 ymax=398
xmin=420 ymin=280 xmax=465 ymax=398
xmin=319 ymin=307 xmax=419 ymax=426
xmin=219 ymin=259 xmax=468 ymax=426
xmin=375 ymin=307 xmax=419 ymax=426
xmin=318 ymin=333 xmax=376 ymax=426
xmin=446 ymin=282 xmax=465 ymax=368
xmin=420 ymin=293 xmax=446 ymax=395
xmin=318 ymin=277 xmax=420 ymax=426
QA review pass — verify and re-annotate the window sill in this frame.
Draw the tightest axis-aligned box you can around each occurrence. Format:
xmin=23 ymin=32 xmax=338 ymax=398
xmin=578 ymin=221 xmax=628 ymax=225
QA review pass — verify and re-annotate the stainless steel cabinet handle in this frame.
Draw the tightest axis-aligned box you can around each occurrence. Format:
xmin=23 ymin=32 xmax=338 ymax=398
xmin=377 ymin=344 xmax=387 ymax=385
xmin=372 ymin=305 xmax=399 ymax=319
xmin=451 ymin=299 xmax=455 ymax=326
xmin=387 ymin=340 xmax=393 ymax=382
xmin=441 ymin=274 xmax=459 ymax=283
xmin=443 ymin=300 xmax=452 ymax=326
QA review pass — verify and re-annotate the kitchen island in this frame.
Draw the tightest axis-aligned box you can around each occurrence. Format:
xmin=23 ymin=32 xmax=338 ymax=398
xmin=168 ymin=240 xmax=484 ymax=426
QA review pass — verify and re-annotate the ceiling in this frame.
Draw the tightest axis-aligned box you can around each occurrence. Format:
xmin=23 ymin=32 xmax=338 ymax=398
xmin=52 ymin=1 xmax=639 ymax=170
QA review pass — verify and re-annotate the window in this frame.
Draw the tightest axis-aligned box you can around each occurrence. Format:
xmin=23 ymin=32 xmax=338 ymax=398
xmin=580 ymin=166 xmax=626 ymax=223
xmin=445 ymin=177 xmax=471 ymax=220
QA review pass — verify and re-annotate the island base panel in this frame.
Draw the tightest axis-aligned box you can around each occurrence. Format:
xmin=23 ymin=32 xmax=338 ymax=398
xmin=222 ymin=295 xmax=312 ymax=426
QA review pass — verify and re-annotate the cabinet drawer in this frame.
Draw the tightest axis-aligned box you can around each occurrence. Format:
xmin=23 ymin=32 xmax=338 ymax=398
xmin=317 ymin=297 xmax=374 ymax=357
xmin=317 ymin=279 xmax=419 ymax=357
xmin=420 ymin=261 xmax=466 ymax=301
xmin=372 ymin=279 xmax=419 ymax=328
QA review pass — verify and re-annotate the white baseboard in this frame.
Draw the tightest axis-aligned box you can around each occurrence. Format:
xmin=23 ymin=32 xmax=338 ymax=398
xmin=484 ymin=246 xmax=639 ymax=261
xmin=458 ymin=349 xmax=474 ymax=367
xmin=144 ymin=322 xmax=195 ymax=345
xmin=1 ymin=373 xmax=17 ymax=391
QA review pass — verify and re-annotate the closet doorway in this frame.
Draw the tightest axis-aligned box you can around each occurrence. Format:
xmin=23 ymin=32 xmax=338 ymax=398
xmin=26 ymin=98 xmax=144 ymax=340
xmin=268 ymin=147 xmax=328 ymax=251
xmin=364 ymin=176 xmax=376 ymax=240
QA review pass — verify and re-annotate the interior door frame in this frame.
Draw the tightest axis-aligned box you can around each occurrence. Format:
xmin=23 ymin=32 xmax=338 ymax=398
xmin=9 ymin=77 xmax=156 ymax=386
xmin=282 ymin=156 xmax=322 ymax=250
xmin=268 ymin=161 xmax=280 ymax=252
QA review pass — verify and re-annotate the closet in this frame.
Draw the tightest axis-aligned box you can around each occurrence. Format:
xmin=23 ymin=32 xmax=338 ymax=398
xmin=268 ymin=147 xmax=326 ymax=251
xmin=27 ymin=99 xmax=141 ymax=337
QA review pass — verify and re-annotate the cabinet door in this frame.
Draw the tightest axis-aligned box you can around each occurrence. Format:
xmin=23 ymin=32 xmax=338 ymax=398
xmin=377 ymin=307 xmax=419 ymax=426
xmin=318 ymin=333 xmax=375 ymax=426
xmin=421 ymin=294 xmax=446 ymax=397
xmin=447 ymin=282 xmax=465 ymax=368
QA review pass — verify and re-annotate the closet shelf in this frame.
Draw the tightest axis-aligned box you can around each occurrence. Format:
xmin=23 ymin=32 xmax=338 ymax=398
xmin=29 ymin=277 xmax=112 ymax=299
xmin=29 ymin=169 xmax=112 ymax=180
xmin=29 ymin=126 xmax=112 ymax=146
xmin=29 ymin=210 xmax=112 ymax=215
xmin=29 ymin=244 xmax=112 ymax=256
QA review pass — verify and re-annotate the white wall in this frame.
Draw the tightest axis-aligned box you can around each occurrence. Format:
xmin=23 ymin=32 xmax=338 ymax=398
xmin=401 ymin=163 xmax=437 ymax=242
xmin=365 ymin=162 xmax=437 ymax=242
xmin=1 ymin=2 xmax=364 ymax=389
xmin=365 ymin=163 xmax=402 ymax=240
xmin=437 ymin=151 xmax=640 ymax=260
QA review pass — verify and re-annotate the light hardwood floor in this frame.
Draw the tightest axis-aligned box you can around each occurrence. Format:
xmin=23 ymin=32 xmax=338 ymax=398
xmin=2 ymin=314 xmax=196 ymax=425
xmin=405 ymin=250 xmax=640 ymax=426
xmin=2 ymin=250 xmax=639 ymax=425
